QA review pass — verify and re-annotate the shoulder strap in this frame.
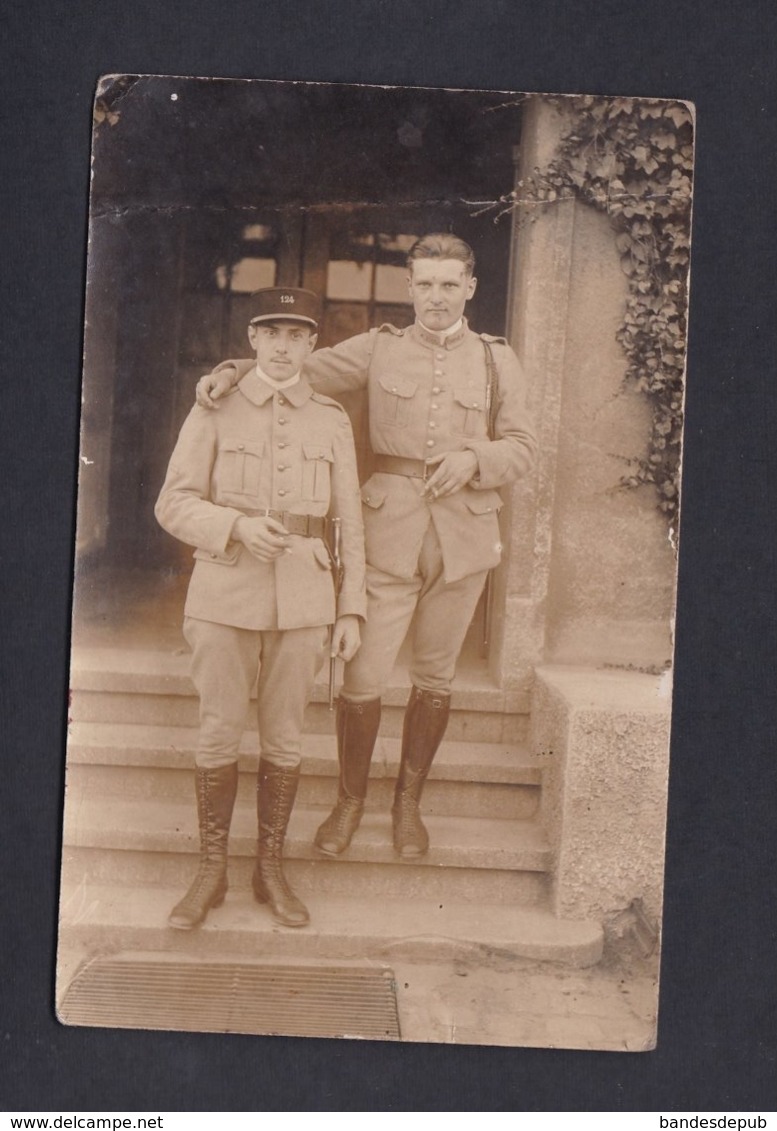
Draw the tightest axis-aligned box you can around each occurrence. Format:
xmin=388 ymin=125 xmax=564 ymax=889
xmin=310 ymin=390 xmax=347 ymax=411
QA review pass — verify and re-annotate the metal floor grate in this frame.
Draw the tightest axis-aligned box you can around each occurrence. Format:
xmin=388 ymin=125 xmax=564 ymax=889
xmin=59 ymin=956 xmax=401 ymax=1040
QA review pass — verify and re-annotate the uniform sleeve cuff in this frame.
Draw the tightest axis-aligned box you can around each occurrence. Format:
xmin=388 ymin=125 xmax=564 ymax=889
xmin=463 ymin=441 xmax=489 ymax=487
xmin=336 ymin=591 xmax=368 ymax=620
xmin=217 ymin=508 xmax=246 ymax=553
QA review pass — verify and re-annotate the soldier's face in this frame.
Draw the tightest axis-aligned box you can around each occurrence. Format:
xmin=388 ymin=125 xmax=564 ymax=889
xmin=407 ymin=258 xmax=477 ymax=331
xmin=248 ymin=320 xmax=317 ymax=380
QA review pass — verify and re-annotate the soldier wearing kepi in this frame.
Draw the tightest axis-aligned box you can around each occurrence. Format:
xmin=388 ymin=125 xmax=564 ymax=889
xmin=196 ymin=234 xmax=537 ymax=860
xmin=156 ymin=287 xmax=365 ymax=931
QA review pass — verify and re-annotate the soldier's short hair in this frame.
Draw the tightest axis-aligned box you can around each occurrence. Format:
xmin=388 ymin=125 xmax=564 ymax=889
xmin=406 ymin=233 xmax=476 ymax=275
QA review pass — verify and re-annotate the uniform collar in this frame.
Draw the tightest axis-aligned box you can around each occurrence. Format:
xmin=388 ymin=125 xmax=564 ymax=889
xmin=412 ymin=317 xmax=470 ymax=351
xmin=238 ymin=367 xmax=314 ymax=408
xmin=418 ymin=316 xmax=464 ymax=339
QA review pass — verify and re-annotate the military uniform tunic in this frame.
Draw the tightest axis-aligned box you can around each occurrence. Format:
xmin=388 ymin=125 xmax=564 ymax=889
xmin=214 ymin=320 xmax=536 ymax=699
xmin=156 ymin=368 xmax=366 ymax=629
xmin=156 ymin=368 xmax=366 ymax=766
xmin=301 ymin=320 xmax=536 ymax=584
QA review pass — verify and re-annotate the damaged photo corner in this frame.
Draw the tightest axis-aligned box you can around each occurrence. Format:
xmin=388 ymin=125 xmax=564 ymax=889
xmin=58 ymin=73 xmax=693 ymax=1051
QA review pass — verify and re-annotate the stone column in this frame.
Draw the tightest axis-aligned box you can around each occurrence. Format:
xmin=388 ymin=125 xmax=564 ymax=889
xmin=492 ymin=97 xmax=576 ymax=705
xmin=494 ymin=95 xmax=677 ymax=695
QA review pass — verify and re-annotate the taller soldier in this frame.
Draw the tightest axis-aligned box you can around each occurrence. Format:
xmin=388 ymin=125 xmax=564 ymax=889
xmin=197 ymin=234 xmax=537 ymax=860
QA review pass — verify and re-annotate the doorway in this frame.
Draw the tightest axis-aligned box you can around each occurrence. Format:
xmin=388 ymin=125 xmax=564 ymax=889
xmin=75 ymin=80 xmax=522 ymax=677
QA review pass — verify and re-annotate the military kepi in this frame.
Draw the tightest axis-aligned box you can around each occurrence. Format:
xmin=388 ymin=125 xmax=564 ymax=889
xmin=249 ymin=287 xmax=321 ymax=328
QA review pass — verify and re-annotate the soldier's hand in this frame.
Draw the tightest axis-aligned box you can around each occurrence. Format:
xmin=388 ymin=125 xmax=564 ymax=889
xmin=423 ymin=450 xmax=479 ymax=499
xmin=195 ymin=367 xmax=238 ymax=409
xmin=331 ymin=615 xmax=361 ymax=662
xmin=233 ymin=516 xmax=290 ymax=561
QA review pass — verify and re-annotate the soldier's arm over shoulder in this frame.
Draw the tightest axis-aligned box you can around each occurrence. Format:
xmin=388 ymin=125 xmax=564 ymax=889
xmin=195 ymin=359 xmax=254 ymax=407
xmin=465 ymin=337 xmax=538 ymax=491
xmin=304 ymin=326 xmax=398 ymax=396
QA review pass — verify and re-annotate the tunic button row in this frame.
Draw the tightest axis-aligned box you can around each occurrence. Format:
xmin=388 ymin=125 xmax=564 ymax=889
xmin=237 ymin=443 xmax=245 ymax=451
xmin=435 ymin=352 xmax=444 ymax=360
xmin=278 ymin=397 xmax=286 ymax=406
xmin=432 ymin=386 xmax=441 ymax=395
xmin=278 ymin=441 xmax=287 ymax=449
xmin=278 ymin=417 xmax=287 ymax=425
xmin=426 ymin=440 xmax=435 ymax=448
xmin=429 ymin=422 xmax=437 ymax=430
xmin=431 ymin=403 xmax=439 ymax=411
xmin=277 ymin=464 xmax=288 ymax=471
xmin=278 ymin=489 xmax=287 ymax=497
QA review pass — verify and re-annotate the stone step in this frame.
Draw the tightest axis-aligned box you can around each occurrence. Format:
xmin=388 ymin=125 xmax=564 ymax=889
xmin=62 ymin=797 xmax=551 ymax=906
xmin=58 ymin=883 xmax=604 ymax=968
xmin=69 ymin=646 xmax=530 ymax=711
xmin=68 ymin=647 xmax=530 ymax=743
xmin=62 ymin=799 xmax=552 ymax=875
xmin=68 ymin=764 xmax=537 ymax=821
xmin=66 ymin=723 xmax=541 ymax=819
xmin=62 ymin=847 xmax=550 ymax=905
xmin=70 ymin=690 xmax=527 ymax=743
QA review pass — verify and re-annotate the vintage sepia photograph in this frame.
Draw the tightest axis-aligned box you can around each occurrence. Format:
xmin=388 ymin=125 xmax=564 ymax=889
xmin=57 ymin=75 xmax=693 ymax=1050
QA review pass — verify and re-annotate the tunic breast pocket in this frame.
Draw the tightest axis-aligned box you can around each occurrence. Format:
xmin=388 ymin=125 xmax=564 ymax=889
xmin=216 ymin=437 xmax=266 ymax=497
xmin=375 ymin=375 xmax=418 ymax=427
xmin=301 ymin=442 xmax=334 ymax=503
xmin=451 ymin=388 xmax=487 ymax=438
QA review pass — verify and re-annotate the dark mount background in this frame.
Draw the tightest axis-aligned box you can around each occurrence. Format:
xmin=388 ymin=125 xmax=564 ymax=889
xmin=2 ymin=0 xmax=776 ymax=1113
xmin=92 ymin=77 xmax=523 ymax=209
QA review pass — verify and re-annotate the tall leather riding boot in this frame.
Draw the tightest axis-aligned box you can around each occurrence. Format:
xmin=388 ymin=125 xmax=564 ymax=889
xmin=252 ymin=759 xmax=310 ymax=928
xmin=392 ymin=686 xmax=451 ymax=858
xmin=168 ymin=762 xmax=239 ymax=930
xmin=314 ymin=696 xmax=382 ymax=856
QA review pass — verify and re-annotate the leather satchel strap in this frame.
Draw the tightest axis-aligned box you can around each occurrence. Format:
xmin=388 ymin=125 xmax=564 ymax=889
xmin=482 ymin=340 xmax=499 ymax=441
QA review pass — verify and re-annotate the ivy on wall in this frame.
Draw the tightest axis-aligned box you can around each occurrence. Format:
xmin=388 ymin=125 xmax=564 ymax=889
xmin=501 ymin=97 xmax=693 ymax=530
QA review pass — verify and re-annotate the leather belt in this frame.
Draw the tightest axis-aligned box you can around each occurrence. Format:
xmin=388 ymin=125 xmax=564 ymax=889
xmin=373 ymin=454 xmax=432 ymax=480
xmin=240 ymin=509 xmax=327 ymax=538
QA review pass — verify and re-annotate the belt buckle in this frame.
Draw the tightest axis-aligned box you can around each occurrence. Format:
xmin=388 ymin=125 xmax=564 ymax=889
xmin=421 ymin=461 xmax=432 ymax=482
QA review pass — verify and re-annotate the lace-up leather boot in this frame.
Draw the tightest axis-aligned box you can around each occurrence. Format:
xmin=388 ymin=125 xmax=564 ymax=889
xmin=252 ymin=760 xmax=309 ymax=927
xmin=168 ymin=763 xmax=239 ymax=930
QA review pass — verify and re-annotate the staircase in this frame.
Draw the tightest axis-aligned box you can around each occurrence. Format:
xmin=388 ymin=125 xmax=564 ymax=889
xmin=59 ymin=647 xmax=604 ymax=1005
